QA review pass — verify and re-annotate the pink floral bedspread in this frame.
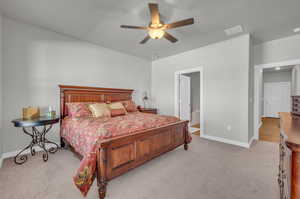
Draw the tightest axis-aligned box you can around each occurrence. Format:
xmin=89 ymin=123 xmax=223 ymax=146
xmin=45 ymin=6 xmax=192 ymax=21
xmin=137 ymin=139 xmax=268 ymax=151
xmin=61 ymin=112 xmax=181 ymax=196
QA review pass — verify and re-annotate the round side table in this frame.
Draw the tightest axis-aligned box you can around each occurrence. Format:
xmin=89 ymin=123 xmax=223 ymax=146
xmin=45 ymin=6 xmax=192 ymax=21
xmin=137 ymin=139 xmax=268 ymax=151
xmin=11 ymin=116 xmax=60 ymax=165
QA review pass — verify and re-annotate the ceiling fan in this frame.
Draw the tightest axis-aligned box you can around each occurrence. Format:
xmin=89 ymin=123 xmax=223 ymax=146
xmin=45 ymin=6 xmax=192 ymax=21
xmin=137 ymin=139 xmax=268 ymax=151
xmin=120 ymin=3 xmax=194 ymax=44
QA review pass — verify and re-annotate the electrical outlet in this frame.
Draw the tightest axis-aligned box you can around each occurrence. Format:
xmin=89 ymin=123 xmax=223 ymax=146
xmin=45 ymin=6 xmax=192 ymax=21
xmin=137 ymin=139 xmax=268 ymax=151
xmin=226 ymin=125 xmax=232 ymax=132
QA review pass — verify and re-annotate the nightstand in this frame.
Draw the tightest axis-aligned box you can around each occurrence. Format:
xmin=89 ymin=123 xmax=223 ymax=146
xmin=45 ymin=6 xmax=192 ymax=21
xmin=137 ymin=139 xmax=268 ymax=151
xmin=11 ymin=116 xmax=60 ymax=164
xmin=138 ymin=107 xmax=157 ymax=114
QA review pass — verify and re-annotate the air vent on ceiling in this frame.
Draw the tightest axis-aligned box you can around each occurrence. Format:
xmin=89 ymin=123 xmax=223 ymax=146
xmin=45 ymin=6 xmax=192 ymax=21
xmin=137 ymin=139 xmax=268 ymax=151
xmin=225 ymin=25 xmax=243 ymax=36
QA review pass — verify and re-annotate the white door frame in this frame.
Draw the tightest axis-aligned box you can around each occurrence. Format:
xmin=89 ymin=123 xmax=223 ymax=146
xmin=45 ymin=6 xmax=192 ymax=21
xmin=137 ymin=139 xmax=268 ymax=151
xmin=253 ymin=59 xmax=300 ymax=140
xmin=174 ymin=67 xmax=204 ymax=134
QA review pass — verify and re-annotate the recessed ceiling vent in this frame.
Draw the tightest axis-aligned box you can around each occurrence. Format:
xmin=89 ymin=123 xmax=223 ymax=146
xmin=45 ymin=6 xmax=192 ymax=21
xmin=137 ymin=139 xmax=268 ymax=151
xmin=225 ymin=25 xmax=243 ymax=36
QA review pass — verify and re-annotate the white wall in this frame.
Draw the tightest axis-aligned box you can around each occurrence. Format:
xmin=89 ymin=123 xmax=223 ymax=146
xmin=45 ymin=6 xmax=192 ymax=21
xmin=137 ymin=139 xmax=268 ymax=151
xmin=253 ymin=34 xmax=300 ymax=130
xmin=0 ymin=13 xmax=3 ymax=157
xmin=292 ymin=67 xmax=297 ymax=95
xmin=263 ymin=70 xmax=292 ymax=83
xmin=292 ymin=65 xmax=300 ymax=95
xmin=254 ymin=34 xmax=300 ymax=65
xmin=297 ymin=66 xmax=300 ymax=95
xmin=248 ymin=36 xmax=254 ymax=141
xmin=152 ymin=34 xmax=251 ymax=144
xmin=253 ymin=34 xmax=300 ymax=139
xmin=1 ymin=17 xmax=151 ymax=153
xmin=257 ymin=69 xmax=264 ymax=123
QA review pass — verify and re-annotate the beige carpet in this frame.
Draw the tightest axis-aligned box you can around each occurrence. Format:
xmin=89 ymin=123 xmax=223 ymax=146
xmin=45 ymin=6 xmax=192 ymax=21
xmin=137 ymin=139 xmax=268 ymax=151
xmin=0 ymin=136 xmax=279 ymax=199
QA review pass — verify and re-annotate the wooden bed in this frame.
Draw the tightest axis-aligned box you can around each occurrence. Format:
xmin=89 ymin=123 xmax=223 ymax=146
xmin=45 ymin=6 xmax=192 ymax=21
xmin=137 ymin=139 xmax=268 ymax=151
xmin=59 ymin=85 xmax=190 ymax=199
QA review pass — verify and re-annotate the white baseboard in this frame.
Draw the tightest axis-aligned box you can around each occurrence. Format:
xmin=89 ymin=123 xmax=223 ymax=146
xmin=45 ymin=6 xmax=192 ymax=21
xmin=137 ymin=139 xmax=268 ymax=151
xmin=254 ymin=122 xmax=263 ymax=140
xmin=248 ymin=136 xmax=256 ymax=147
xmin=0 ymin=143 xmax=58 ymax=168
xmin=200 ymin=133 xmax=252 ymax=148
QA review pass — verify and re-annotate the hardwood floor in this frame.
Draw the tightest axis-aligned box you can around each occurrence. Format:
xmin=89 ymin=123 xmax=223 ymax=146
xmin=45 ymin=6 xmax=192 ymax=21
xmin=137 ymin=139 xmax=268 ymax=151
xmin=259 ymin=117 xmax=280 ymax=143
xmin=192 ymin=124 xmax=200 ymax=128
xmin=192 ymin=118 xmax=280 ymax=141
xmin=192 ymin=123 xmax=200 ymax=136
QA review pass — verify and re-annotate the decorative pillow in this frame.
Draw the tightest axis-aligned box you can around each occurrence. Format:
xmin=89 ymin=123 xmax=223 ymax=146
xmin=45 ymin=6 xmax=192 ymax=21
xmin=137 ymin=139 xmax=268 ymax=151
xmin=108 ymin=102 xmax=127 ymax=117
xmin=66 ymin=102 xmax=92 ymax=118
xmin=88 ymin=103 xmax=111 ymax=118
xmin=122 ymin=100 xmax=138 ymax=112
xmin=110 ymin=109 xmax=126 ymax=117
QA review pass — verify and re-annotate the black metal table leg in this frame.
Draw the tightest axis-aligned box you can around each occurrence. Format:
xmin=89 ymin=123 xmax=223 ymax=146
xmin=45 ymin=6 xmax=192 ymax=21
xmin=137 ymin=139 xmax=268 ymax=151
xmin=14 ymin=141 xmax=34 ymax=165
xmin=43 ymin=125 xmax=59 ymax=153
xmin=14 ymin=124 xmax=59 ymax=164
xmin=32 ymin=125 xmax=59 ymax=161
xmin=14 ymin=127 xmax=35 ymax=164
xmin=32 ymin=126 xmax=49 ymax=162
xmin=11 ymin=116 xmax=60 ymax=165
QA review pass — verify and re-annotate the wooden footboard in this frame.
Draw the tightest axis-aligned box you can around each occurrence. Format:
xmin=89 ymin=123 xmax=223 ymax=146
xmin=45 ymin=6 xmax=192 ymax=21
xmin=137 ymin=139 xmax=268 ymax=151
xmin=96 ymin=120 xmax=189 ymax=199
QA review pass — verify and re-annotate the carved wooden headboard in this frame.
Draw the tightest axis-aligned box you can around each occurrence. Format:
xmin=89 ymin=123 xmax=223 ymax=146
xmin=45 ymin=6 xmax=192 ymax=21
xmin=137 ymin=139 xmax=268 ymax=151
xmin=59 ymin=85 xmax=134 ymax=119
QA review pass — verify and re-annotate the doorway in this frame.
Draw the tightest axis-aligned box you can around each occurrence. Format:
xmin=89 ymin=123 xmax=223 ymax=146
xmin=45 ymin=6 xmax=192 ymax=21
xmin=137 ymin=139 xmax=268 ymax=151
xmin=174 ymin=67 xmax=204 ymax=135
xmin=254 ymin=64 xmax=295 ymax=142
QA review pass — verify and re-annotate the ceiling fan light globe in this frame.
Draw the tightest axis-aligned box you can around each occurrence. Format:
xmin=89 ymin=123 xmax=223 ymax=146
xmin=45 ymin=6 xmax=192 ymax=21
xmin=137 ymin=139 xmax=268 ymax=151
xmin=148 ymin=29 xmax=165 ymax=39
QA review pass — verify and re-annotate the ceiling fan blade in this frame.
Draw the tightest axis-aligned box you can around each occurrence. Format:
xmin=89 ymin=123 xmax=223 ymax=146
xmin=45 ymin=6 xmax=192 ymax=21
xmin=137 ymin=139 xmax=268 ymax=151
xmin=140 ymin=35 xmax=151 ymax=44
xmin=165 ymin=18 xmax=194 ymax=29
xmin=149 ymin=3 xmax=160 ymax=24
xmin=164 ymin=32 xmax=178 ymax=43
xmin=120 ymin=25 xmax=148 ymax=30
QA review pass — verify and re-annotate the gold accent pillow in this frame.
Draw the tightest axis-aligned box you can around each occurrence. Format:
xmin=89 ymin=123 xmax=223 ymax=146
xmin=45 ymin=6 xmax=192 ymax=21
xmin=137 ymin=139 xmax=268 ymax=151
xmin=88 ymin=103 xmax=111 ymax=118
xmin=108 ymin=102 xmax=127 ymax=116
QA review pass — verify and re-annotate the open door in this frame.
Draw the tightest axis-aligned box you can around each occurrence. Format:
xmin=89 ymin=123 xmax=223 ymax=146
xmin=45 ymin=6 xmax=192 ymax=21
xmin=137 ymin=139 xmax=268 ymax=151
xmin=179 ymin=75 xmax=191 ymax=121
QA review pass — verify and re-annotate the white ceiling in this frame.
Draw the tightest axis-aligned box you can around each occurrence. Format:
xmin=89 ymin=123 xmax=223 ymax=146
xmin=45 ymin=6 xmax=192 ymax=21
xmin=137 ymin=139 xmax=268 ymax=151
xmin=0 ymin=0 xmax=300 ymax=60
